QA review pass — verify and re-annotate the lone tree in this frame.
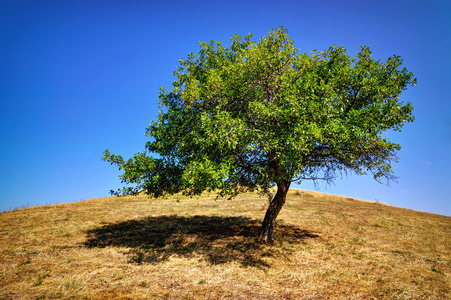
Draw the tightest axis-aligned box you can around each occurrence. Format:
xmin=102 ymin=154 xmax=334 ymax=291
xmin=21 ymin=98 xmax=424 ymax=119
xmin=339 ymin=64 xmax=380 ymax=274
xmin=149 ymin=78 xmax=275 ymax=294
xmin=103 ymin=27 xmax=415 ymax=242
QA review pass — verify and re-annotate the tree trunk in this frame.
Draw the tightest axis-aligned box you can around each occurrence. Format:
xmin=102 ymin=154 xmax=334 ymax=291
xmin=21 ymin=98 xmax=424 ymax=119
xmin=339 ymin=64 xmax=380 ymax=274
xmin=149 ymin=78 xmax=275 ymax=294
xmin=259 ymin=180 xmax=290 ymax=242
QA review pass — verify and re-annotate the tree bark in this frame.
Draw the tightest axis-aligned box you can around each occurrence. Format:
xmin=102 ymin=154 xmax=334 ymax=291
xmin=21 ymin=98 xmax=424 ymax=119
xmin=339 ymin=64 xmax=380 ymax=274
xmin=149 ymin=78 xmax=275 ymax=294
xmin=259 ymin=180 xmax=290 ymax=242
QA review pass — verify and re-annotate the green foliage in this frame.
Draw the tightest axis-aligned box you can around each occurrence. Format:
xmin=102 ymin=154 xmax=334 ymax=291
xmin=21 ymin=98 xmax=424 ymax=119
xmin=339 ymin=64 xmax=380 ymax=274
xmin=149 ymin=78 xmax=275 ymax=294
xmin=103 ymin=26 xmax=415 ymax=199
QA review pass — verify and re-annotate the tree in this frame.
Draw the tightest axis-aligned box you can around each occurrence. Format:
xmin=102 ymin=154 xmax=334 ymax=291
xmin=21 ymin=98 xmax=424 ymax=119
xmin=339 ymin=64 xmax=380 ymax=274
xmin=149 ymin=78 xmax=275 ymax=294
xmin=103 ymin=27 xmax=416 ymax=242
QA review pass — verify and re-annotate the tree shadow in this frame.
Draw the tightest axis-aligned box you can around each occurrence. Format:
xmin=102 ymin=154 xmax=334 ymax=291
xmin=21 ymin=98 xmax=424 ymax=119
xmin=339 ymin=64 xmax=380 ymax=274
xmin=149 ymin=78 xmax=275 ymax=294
xmin=83 ymin=215 xmax=319 ymax=268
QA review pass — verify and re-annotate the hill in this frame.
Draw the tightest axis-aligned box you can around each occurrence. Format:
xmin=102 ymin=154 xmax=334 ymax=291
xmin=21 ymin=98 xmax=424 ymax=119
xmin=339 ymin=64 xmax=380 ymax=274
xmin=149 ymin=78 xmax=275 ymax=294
xmin=0 ymin=190 xmax=450 ymax=299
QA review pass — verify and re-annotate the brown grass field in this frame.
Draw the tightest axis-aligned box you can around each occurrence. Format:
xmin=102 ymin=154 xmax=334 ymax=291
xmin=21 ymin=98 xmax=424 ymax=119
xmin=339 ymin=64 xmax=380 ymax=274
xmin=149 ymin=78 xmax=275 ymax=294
xmin=0 ymin=189 xmax=450 ymax=299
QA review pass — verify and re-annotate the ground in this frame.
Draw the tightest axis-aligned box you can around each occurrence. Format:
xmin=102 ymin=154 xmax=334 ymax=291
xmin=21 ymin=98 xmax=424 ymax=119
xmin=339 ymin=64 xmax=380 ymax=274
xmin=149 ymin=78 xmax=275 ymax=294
xmin=0 ymin=189 xmax=450 ymax=299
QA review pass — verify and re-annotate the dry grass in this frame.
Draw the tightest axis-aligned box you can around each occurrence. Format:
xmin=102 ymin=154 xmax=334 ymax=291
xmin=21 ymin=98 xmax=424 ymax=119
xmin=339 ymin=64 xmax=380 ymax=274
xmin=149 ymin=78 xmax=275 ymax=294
xmin=0 ymin=189 xmax=449 ymax=299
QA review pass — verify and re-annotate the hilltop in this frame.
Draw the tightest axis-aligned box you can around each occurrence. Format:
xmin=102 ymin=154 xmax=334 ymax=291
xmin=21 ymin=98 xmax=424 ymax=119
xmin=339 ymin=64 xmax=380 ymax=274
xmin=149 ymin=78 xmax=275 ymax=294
xmin=0 ymin=189 xmax=450 ymax=299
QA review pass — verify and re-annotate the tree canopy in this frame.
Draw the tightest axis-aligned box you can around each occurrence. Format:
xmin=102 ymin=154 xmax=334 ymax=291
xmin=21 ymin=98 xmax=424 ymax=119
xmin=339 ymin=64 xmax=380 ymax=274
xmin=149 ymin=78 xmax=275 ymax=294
xmin=103 ymin=27 xmax=416 ymax=242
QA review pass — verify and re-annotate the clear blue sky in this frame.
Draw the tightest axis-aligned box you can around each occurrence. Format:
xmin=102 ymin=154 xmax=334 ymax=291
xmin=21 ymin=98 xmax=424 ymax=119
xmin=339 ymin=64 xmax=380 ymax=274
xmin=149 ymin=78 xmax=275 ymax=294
xmin=1 ymin=0 xmax=450 ymax=215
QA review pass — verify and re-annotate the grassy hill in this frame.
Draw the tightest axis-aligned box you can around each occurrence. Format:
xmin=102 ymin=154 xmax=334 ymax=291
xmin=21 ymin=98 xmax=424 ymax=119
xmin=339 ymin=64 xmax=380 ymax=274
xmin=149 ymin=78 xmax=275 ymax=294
xmin=0 ymin=189 xmax=450 ymax=299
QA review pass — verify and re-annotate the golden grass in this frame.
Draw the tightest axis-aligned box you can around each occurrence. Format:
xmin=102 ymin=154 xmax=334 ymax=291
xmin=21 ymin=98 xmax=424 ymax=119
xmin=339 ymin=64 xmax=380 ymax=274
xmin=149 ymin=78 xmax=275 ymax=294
xmin=0 ymin=190 xmax=449 ymax=299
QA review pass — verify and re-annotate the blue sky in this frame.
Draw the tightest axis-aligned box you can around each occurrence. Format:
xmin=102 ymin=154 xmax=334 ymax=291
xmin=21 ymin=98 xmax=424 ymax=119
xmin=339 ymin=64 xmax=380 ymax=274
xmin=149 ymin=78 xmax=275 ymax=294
xmin=1 ymin=0 xmax=450 ymax=215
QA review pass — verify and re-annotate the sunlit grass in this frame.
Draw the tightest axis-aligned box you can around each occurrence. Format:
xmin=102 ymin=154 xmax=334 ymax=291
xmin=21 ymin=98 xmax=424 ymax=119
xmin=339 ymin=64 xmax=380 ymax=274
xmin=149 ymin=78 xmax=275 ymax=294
xmin=0 ymin=190 xmax=449 ymax=299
